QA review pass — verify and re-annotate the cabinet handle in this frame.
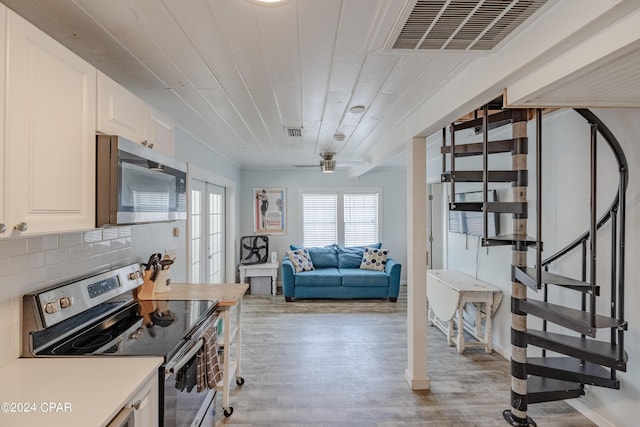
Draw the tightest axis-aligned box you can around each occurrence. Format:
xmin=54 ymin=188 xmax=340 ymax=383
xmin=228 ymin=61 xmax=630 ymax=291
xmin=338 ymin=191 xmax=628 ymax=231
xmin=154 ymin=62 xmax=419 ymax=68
xmin=141 ymin=140 xmax=148 ymax=147
xmin=14 ymin=222 xmax=27 ymax=232
xmin=131 ymin=400 xmax=141 ymax=410
xmin=148 ymin=143 xmax=154 ymax=149
xmin=0 ymin=224 xmax=5 ymax=233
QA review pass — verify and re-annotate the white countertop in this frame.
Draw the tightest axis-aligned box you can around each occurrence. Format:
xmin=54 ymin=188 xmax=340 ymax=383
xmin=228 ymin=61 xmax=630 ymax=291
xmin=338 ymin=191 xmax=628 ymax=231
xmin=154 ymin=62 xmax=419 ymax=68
xmin=0 ymin=357 xmax=162 ymax=427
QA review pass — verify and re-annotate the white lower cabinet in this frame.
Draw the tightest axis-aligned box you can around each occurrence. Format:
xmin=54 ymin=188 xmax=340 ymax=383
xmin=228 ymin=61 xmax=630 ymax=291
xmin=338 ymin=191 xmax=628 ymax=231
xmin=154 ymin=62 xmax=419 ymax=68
xmin=3 ymin=10 xmax=96 ymax=236
xmin=128 ymin=372 xmax=159 ymax=427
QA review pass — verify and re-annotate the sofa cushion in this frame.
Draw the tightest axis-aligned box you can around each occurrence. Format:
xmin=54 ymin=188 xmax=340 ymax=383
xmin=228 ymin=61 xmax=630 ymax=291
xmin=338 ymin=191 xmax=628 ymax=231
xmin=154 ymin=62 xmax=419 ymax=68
xmin=286 ymin=249 xmax=315 ymax=273
xmin=360 ymin=247 xmax=389 ymax=271
xmin=337 ymin=243 xmax=381 ymax=268
xmin=307 ymin=245 xmax=338 ymax=268
xmin=295 ymin=268 xmax=342 ymax=286
xmin=340 ymin=268 xmax=389 ymax=287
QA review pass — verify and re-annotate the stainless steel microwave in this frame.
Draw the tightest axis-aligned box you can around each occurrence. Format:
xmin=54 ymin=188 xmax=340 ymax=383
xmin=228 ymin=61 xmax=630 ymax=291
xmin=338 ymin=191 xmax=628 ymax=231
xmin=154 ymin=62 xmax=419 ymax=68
xmin=96 ymin=135 xmax=187 ymax=226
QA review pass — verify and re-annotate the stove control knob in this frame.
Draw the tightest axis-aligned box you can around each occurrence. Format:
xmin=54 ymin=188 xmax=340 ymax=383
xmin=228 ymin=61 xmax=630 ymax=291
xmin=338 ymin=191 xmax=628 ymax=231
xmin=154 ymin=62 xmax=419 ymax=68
xmin=59 ymin=297 xmax=73 ymax=309
xmin=128 ymin=271 xmax=141 ymax=280
xmin=44 ymin=302 xmax=59 ymax=314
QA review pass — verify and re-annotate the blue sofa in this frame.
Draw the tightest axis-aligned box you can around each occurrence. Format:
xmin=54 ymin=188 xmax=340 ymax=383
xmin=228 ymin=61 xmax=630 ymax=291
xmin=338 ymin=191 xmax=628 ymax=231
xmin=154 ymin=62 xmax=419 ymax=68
xmin=282 ymin=244 xmax=401 ymax=302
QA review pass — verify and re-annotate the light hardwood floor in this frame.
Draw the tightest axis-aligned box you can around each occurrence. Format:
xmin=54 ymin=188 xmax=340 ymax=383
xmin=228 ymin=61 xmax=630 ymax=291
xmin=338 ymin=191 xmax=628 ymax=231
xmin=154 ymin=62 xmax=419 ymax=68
xmin=212 ymin=288 xmax=595 ymax=427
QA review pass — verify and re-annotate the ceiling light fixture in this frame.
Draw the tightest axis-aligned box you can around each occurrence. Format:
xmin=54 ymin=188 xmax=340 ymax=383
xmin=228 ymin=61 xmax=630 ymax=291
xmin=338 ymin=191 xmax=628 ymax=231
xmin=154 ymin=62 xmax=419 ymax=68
xmin=348 ymin=105 xmax=366 ymax=114
xmin=247 ymin=0 xmax=290 ymax=6
xmin=319 ymin=152 xmax=336 ymax=173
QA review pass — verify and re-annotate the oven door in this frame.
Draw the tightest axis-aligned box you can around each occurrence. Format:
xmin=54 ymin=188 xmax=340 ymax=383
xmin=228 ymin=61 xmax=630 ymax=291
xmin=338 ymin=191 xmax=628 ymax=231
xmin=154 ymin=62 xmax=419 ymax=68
xmin=161 ymin=316 xmax=219 ymax=427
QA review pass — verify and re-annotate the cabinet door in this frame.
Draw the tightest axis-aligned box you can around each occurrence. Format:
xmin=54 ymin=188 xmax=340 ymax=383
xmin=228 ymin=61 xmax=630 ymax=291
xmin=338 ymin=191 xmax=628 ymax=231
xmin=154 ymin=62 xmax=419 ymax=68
xmin=147 ymin=106 xmax=175 ymax=157
xmin=97 ymin=70 xmax=146 ymax=143
xmin=130 ymin=374 xmax=159 ymax=427
xmin=0 ymin=5 xmax=6 ymax=234
xmin=5 ymin=11 xmax=96 ymax=235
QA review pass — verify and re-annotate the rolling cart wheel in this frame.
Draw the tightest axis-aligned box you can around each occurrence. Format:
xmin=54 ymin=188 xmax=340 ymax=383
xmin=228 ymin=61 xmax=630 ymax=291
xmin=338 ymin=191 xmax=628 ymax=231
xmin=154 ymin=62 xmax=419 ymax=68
xmin=224 ymin=407 xmax=234 ymax=417
xmin=236 ymin=377 xmax=245 ymax=386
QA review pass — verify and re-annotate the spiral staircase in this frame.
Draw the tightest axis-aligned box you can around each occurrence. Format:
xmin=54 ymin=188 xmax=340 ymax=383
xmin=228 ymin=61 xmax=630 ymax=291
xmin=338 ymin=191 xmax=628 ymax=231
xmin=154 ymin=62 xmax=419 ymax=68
xmin=440 ymin=99 xmax=629 ymax=427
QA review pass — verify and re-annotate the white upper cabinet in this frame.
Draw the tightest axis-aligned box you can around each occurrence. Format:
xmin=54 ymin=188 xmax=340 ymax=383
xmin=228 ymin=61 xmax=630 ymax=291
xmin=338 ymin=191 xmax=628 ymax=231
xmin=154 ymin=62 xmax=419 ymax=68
xmin=0 ymin=5 xmax=6 ymax=234
xmin=4 ymin=10 xmax=96 ymax=236
xmin=97 ymin=70 xmax=146 ymax=143
xmin=97 ymin=70 xmax=175 ymax=156
xmin=146 ymin=106 xmax=176 ymax=157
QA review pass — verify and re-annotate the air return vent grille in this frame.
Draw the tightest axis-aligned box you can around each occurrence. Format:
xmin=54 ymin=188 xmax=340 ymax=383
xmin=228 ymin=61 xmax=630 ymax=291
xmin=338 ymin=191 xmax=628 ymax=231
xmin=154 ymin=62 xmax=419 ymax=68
xmin=286 ymin=128 xmax=302 ymax=137
xmin=393 ymin=0 xmax=549 ymax=51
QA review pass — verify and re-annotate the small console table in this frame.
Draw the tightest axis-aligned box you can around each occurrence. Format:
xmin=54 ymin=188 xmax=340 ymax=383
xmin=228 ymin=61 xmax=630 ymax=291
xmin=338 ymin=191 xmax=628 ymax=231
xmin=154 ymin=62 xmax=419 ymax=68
xmin=238 ymin=262 xmax=279 ymax=295
xmin=427 ymin=269 xmax=503 ymax=353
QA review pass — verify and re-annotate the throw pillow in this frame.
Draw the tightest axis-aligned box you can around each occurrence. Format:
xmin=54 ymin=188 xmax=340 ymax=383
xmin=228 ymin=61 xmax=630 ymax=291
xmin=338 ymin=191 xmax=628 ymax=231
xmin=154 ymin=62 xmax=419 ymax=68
xmin=307 ymin=245 xmax=338 ymax=268
xmin=286 ymin=249 xmax=315 ymax=273
xmin=337 ymin=243 xmax=381 ymax=268
xmin=360 ymin=247 xmax=389 ymax=271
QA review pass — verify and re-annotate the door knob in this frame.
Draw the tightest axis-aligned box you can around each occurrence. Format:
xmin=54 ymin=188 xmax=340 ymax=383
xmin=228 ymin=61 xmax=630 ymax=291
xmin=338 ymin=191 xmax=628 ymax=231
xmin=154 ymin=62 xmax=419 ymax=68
xmin=14 ymin=222 xmax=28 ymax=232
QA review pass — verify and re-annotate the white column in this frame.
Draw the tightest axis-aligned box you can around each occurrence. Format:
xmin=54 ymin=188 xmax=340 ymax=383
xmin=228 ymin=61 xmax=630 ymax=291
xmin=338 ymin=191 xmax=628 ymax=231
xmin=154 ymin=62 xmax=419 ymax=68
xmin=405 ymin=136 xmax=429 ymax=390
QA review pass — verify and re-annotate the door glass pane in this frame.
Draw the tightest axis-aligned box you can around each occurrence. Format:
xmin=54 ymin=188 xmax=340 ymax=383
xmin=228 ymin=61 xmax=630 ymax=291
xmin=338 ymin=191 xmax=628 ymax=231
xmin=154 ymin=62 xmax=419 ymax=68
xmin=190 ymin=187 xmax=203 ymax=282
xmin=207 ymin=185 xmax=225 ymax=283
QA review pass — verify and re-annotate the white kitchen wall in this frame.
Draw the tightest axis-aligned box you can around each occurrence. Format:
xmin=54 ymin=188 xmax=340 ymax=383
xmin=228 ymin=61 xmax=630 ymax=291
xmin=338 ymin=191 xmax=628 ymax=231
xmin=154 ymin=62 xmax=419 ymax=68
xmin=441 ymin=108 xmax=640 ymax=427
xmin=0 ymin=227 xmax=134 ymax=366
xmin=240 ymin=167 xmax=408 ymax=283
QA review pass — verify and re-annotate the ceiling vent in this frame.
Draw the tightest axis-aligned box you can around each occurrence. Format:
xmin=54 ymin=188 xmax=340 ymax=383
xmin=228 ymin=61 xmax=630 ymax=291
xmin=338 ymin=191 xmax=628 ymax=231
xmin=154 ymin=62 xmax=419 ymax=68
xmin=285 ymin=127 xmax=302 ymax=137
xmin=392 ymin=0 xmax=549 ymax=51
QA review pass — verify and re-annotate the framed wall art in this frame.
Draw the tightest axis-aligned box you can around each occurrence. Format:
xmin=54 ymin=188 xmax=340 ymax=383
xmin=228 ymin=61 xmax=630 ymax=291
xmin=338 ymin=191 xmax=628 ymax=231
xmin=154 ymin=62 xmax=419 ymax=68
xmin=253 ymin=187 xmax=286 ymax=234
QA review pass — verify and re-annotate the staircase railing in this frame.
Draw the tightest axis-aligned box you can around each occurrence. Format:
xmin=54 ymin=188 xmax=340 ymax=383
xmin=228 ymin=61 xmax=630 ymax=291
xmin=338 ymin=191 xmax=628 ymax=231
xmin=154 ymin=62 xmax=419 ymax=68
xmin=539 ymin=109 xmax=628 ymax=360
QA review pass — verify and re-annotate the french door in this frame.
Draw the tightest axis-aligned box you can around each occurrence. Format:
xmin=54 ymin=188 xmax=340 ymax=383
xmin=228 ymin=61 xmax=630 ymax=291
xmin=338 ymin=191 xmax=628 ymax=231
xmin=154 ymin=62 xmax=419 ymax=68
xmin=190 ymin=180 xmax=226 ymax=283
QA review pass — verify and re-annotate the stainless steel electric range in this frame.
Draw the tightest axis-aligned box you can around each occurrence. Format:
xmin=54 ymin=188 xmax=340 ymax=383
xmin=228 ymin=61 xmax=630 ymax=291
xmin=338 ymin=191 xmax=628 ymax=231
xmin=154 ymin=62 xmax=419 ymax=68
xmin=22 ymin=262 xmax=220 ymax=427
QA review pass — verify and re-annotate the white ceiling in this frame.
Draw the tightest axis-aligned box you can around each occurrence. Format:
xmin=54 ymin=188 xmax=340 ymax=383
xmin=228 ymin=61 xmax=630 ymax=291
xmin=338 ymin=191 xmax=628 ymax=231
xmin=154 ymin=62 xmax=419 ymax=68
xmin=2 ymin=0 xmax=638 ymax=173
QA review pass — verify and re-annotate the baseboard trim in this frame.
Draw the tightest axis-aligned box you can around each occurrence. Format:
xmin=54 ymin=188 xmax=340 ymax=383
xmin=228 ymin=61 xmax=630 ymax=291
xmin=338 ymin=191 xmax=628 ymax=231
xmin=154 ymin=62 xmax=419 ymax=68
xmin=567 ymin=397 xmax=616 ymax=427
xmin=404 ymin=369 xmax=430 ymax=390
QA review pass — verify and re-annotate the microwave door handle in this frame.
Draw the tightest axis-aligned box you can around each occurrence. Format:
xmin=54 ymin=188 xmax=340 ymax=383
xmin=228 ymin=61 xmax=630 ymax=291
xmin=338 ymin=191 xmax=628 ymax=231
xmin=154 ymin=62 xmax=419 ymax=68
xmin=165 ymin=339 xmax=204 ymax=375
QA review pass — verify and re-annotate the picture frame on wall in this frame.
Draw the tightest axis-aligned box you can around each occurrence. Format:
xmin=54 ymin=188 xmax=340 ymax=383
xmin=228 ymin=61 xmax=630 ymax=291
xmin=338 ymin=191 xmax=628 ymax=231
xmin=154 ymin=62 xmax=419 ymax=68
xmin=254 ymin=187 xmax=286 ymax=234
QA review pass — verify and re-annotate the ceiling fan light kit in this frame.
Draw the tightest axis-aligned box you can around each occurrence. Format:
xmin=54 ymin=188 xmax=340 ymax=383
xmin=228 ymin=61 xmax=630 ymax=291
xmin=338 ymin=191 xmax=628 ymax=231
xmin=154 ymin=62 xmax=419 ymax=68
xmin=320 ymin=151 xmax=336 ymax=173
xmin=247 ymin=0 xmax=290 ymax=6
xmin=321 ymin=160 xmax=336 ymax=173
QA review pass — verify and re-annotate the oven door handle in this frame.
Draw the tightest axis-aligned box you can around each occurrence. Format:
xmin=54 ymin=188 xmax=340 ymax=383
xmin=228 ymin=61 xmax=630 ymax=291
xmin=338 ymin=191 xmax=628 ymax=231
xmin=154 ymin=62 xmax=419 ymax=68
xmin=165 ymin=338 xmax=204 ymax=375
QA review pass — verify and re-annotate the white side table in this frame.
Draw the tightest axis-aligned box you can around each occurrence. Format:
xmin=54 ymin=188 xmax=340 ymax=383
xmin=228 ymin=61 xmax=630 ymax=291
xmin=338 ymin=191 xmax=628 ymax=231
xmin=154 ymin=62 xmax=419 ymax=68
xmin=427 ymin=269 xmax=503 ymax=353
xmin=238 ymin=262 xmax=279 ymax=295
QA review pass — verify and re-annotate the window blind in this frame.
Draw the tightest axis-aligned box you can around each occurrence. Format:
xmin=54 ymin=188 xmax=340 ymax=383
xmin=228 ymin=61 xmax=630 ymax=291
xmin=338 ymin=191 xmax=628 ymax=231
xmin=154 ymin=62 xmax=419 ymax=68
xmin=344 ymin=193 xmax=379 ymax=246
xmin=302 ymin=193 xmax=337 ymax=247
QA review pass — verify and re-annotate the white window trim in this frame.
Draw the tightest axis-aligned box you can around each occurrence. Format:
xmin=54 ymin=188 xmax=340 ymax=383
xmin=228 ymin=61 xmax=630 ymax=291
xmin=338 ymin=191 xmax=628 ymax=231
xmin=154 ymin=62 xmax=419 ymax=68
xmin=298 ymin=187 xmax=383 ymax=247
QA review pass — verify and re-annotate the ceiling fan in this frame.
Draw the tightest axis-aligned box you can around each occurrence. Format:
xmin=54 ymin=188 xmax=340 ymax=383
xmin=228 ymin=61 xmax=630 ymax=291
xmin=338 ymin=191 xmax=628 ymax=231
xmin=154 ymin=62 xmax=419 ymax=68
xmin=294 ymin=151 xmax=360 ymax=173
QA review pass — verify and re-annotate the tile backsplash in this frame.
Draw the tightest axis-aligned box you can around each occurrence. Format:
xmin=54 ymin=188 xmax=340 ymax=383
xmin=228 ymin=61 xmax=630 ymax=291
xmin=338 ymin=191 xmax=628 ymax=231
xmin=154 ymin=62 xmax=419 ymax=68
xmin=0 ymin=227 xmax=134 ymax=366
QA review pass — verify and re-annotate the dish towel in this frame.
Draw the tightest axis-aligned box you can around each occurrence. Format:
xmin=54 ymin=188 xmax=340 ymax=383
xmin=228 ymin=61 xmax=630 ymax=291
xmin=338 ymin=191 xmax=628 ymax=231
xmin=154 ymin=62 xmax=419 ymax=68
xmin=196 ymin=323 xmax=223 ymax=392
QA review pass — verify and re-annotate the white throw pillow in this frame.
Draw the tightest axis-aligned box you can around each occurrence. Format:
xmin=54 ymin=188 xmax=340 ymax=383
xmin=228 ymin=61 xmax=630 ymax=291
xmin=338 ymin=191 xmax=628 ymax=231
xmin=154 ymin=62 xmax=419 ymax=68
xmin=286 ymin=249 xmax=315 ymax=273
xmin=360 ymin=247 xmax=389 ymax=271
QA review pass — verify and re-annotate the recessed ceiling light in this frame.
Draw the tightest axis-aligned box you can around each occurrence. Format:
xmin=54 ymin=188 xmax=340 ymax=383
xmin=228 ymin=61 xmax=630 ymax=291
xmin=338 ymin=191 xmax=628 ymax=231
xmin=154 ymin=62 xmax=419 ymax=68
xmin=349 ymin=105 xmax=366 ymax=114
xmin=247 ymin=0 xmax=290 ymax=6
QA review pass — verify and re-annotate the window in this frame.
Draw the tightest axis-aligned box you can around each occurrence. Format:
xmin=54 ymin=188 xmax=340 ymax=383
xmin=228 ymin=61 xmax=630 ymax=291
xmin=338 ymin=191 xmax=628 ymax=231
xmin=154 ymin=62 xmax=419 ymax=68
xmin=302 ymin=190 xmax=380 ymax=247
xmin=344 ymin=193 xmax=379 ymax=246
xmin=302 ymin=193 xmax=337 ymax=247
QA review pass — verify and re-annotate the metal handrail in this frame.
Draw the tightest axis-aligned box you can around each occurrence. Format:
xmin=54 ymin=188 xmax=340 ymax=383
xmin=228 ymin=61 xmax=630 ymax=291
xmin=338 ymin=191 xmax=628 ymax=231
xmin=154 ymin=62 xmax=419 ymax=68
xmin=541 ymin=109 xmax=628 ymax=268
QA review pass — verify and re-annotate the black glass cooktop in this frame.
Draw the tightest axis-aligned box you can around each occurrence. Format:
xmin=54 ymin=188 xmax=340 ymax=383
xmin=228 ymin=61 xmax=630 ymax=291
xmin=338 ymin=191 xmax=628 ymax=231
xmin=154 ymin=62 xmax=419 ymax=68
xmin=37 ymin=299 xmax=217 ymax=360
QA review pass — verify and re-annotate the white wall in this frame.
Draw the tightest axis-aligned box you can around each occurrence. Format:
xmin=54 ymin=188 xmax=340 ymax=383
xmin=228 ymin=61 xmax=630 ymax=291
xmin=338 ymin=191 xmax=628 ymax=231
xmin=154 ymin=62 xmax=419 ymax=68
xmin=240 ymin=167 xmax=407 ymax=282
xmin=441 ymin=108 xmax=640 ymax=427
